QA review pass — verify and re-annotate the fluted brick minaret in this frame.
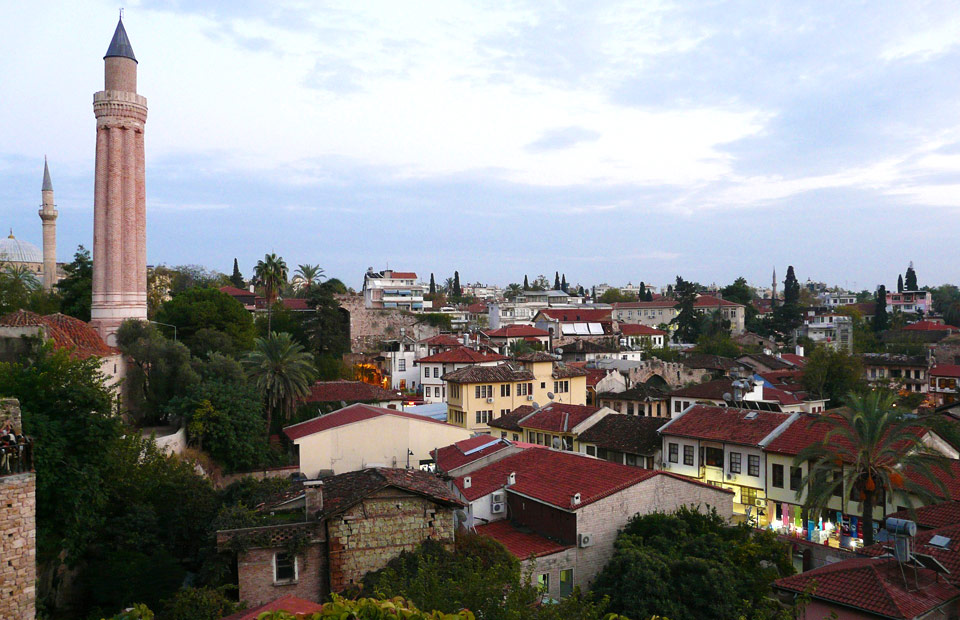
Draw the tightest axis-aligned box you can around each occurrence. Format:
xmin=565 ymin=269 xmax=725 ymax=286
xmin=39 ymin=157 xmax=58 ymax=291
xmin=90 ymin=17 xmax=147 ymax=346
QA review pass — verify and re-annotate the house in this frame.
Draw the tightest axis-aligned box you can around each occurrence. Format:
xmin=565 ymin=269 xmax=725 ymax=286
xmin=577 ymin=414 xmax=666 ymax=469
xmin=887 ymin=290 xmax=933 ymax=315
xmin=818 ymin=292 xmax=859 ymax=308
xmin=800 ymin=311 xmax=854 ymax=352
xmin=596 ymin=384 xmax=669 ymax=418
xmin=443 ymin=353 xmax=588 ymax=433
xmin=459 ymin=449 xmax=733 ymax=599
xmin=303 ymin=380 xmax=404 ymax=412
xmin=886 ymin=501 xmax=960 ymax=531
xmin=612 ymin=295 xmax=746 ymax=335
xmin=431 ymin=435 xmax=537 ymax=477
xmin=532 ymin=308 xmax=614 ymax=343
xmin=375 ymin=335 xmax=419 ymax=391
xmin=737 ymin=353 xmax=799 ymax=374
xmin=283 ymin=403 xmax=472 ymax=476
xmin=487 ymin=403 xmax=613 ymax=450
xmin=667 ymin=377 xmax=827 ymax=416
xmin=930 ymin=365 xmax=960 ymax=407
xmin=418 ymin=334 xmax=463 ymax=356
xmin=362 ymin=268 xmax=425 ymax=310
xmin=659 ymin=405 xmax=796 ymax=524
xmin=862 ymin=353 xmax=928 ymax=394
xmin=904 ymin=321 xmax=960 ymax=336
xmin=484 ymin=325 xmax=551 ymax=353
xmin=553 ymin=338 xmax=622 ymax=362
xmin=219 ymin=285 xmax=261 ymax=310
xmin=619 ymin=324 xmax=666 ymax=348
xmin=217 ymin=468 xmax=462 ymax=606
xmin=417 ymin=347 xmax=507 ymax=403
xmin=681 ymin=353 xmax=740 ymax=378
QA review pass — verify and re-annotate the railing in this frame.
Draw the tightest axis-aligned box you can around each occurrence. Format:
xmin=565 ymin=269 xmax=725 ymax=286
xmin=0 ymin=432 xmax=33 ymax=476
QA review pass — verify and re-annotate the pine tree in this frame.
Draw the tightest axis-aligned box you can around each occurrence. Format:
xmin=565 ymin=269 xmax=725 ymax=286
xmin=874 ymin=285 xmax=889 ymax=332
xmin=523 ymin=275 xmax=529 ymax=290
xmin=783 ymin=266 xmax=800 ymax=306
xmin=429 ymin=273 xmax=436 ymax=295
xmin=452 ymin=271 xmax=461 ymax=298
xmin=554 ymin=272 xmax=561 ymax=290
xmin=229 ymin=258 xmax=244 ymax=288
xmin=905 ymin=262 xmax=918 ymax=290
xmin=561 ymin=274 xmax=568 ymax=292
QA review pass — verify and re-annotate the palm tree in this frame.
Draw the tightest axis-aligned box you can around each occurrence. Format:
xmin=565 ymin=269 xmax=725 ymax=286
xmin=2 ymin=264 xmax=41 ymax=292
xmin=253 ymin=253 xmax=288 ymax=333
xmin=504 ymin=283 xmax=523 ymax=300
xmin=795 ymin=391 xmax=960 ymax=547
xmin=292 ymin=264 xmax=325 ymax=295
xmin=243 ymin=332 xmax=317 ymax=432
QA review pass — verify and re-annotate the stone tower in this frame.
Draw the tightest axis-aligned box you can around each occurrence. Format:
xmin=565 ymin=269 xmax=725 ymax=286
xmin=39 ymin=157 xmax=57 ymax=291
xmin=90 ymin=17 xmax=148 ymax=346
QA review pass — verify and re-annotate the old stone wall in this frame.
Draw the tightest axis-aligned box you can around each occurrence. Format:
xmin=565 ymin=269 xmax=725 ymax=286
xmin=628 ymin=359 xmax=711 ymax=389
xmin=0 ymin=472 xmax=37 ymax=620
xmin=236 ymin=543 xmax=326 ymax=607
xmin=338 ymin=295 xmax=439 ymax=353
xmin=327 ymin=491 xmax=456 ymax=593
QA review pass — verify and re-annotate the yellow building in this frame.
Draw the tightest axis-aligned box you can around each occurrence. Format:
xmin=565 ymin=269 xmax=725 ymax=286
xmin=443 ymin=352 xmax=588 ymax=433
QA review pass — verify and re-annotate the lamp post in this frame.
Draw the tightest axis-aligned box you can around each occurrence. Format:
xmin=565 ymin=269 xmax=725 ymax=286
xmin=149 ymin=320 xmax=177 ymax=341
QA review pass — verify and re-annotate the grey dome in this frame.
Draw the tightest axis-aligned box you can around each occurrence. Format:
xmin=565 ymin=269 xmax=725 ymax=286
xmin=0 ymin=233 xmax=42 ymax=264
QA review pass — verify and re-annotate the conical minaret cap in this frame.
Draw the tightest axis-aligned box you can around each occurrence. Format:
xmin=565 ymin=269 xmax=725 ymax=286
xmin=42 ymin=157 xmax=53 ymax=192
xmin=104 ymin=17 xmax=137 ymax=62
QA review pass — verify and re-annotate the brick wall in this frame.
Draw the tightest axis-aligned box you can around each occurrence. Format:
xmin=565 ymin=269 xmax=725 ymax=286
xmin=327 ymin=490 xmax=456 ymax=593
xmin=0 ymin=473 xmax=36 ymax=619
xmin=236 ymin=543 xmax=326 ymax=607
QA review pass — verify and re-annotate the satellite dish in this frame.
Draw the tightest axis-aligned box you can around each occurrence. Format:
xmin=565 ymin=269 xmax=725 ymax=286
xmin=531 ymin=402 xmax=540 ymax=409
xmin=722 ymin=393 xmax=732 ymax=403
xmin=547 ymin=392 xmax=555 ymax=400
xmin=556 ymin=348 xmax=564 ymax=355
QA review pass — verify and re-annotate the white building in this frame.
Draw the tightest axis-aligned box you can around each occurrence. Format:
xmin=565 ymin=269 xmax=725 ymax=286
xmin=417 ymin=347 xmax=507 ymax=403
xmin=362 ymin=268 xmax=426 ymax=310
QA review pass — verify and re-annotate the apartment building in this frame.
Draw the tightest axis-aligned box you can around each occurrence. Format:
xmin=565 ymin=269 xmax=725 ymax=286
xmin=362 ymin=268 xmax=425 ymax=310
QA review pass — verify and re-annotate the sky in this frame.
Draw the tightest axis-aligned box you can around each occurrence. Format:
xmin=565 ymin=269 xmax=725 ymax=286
xmin=2 ymin=1 xmax=960 ymax=292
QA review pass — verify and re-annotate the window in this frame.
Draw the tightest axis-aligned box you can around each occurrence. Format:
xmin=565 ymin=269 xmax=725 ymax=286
xmin=501 ymin=432 xmax=507 ymax=439
xmin=501 ymin=409 xmax=510 ymax=417
xmin=562 ymin=436 xmax=573 ymax=451
xmin=741 ymin=487 xmax=758 ymax=506
xmin=475 ymin=410 xmax=491 ymax=424
xmin=434 ymin=387 xmax=440 ymax=397
xmin=627 ymin=403 xmax=634 ymax=415
xmin=513 ymin=433 xmax=519 ymax=441
xmin=748 ymin=455 xmax=760 ymax=477
xmin=772 ymin=464 xmax=784 ymax=488
xmin=625 ymin=454 xmax=637 ymax=467
xmin=433 ymin=366 xmax=439 ymax=378
xmin=704 ymin=447 xmax=723 ymax=467
xmin=518 ymin=383 xmax=529 ymax=396
xmin=475 ymin=385 xmax=481 ymax=399
xmin=683 ymin=445 xmax=694 ymax=466
xmin=537 ymin=432 xmax=544 ymax=445
xmin=790 ymin=466 xmax=802 ymax=491
xmin=537 ymin=573 xmax=549 ymax=592
xmin=586 ymin=445 xmax=596 ymax=457
xmin=668 ymin=443 xmax=679 ymax=463
xmin=729 ymin=452 xmax=741 ymax=474
xmin=559 ymin=569 xmax=574 ymax=598
xmin=398 ymin=359 xmax=406 ymax=371
xmin=674 ymin=400 xmax=682 ymax=413
xmin=274 ymin=552 xmax=297 ymax=583
xmin=553 ymin=380 xmax=569 ymax=393
xmin=501 ymin=384 xmax=511 ymax=397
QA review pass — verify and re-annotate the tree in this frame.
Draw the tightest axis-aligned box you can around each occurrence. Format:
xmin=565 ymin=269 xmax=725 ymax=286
xmin=523 ymin=275 xmax=529 ymax=290
xmin=592 ymin=506 xmax=793 ymax=620
xmin=929 ymin=284 xmax=960 ymax=327
xmin=429 ymin=273 xmax=436 ymax=295
xmin=292 ymin=264 xmax=325 ymax=295
xmin=166 ymin=264 xmax=229 ymax=295
xmin=531 ymin=275 xmax=549 ymax=291
xmin=155 ymin=287 xmax=256 ymax=356
xmin=578 ymin=285 xmax=585 ymax=297
xmin=721 ymin=277 xmax=754 ymax=306
xmin=560 ymin=273 xmax=568 ymax=292
xmin=244 ymin=332 xmax=317 ymax=432
xmin=800 ymin=345 xmax=864 ymax=406
xmin=897 ymin=274 xmax=904 ymax=293
xmin=162 ymin=586 xmax=241 ymax=620
xmin=873 ymin=285 xmax=889 ymax=332
xmin=229 ymin=259 xmax=244 ymax=288
xmin=253 ymin=253 xmax=288 ymax=333
xmin=783 ymin=266 xmax=800 ymax=306
xmin=796 ymin=391 xmax=960 ymax=547
xmin=0 ymin=263 xmax=48 ymax=315
xmin=670 ymin=276 xmax=700 ymax=343
xmin=452 ymin=271 xmax=462 ymax=298
xmin=304 ymin=283 xmax=350 ymax=360
xmin=117 ymin=320 xmax=200 ymax=422
xmin=598 ymin=288 xmax=636 ymax=303
xmin=905 ymin=262 xmax=918 ymax=290
xmin=553 ymin=272 xmax=561 ymax=290
xmin=504 ymin=283 xmax=523 ymax=300
xmin=56 ymin=245 xmax=93 ymax=321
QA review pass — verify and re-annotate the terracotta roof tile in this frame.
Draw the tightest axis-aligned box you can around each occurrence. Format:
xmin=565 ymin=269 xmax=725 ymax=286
xmin=489 ymin=406 xmax=535 ymax=431
xmin=619 ymin=324 xmax=666 ymax=336
xmin=475 ymin=520 xmax=572 ymax=558
xmin=315 ymin=467 xmax=463 ymax=519
xmin=661 ymin=405 xmax=791 ymax=446
xmin=536 ymin=309 xmax=612 ymax=322
xmin=220 ymin=594 xmax=324 ymax=620
xmin=905 ymin=321 xmax=959 ymax=333
xmin=514 ymin=403 xmax=601 ymax=433
xmin=305 ymin=380 xmax=400 ymax=403
xmin=887 ymin=502 xmax=960 ymax=530
xmin=576 ymin=414 xmax=666 ymax=454
xmin=932 ymin=365 xmax=960 ymax=379
xmin=0 ymin=310 xmax=117 ymax=359
xmin=419 ymin=334 xmax=463 ymax=347
xmin=486 ymin=325 xmax=550 ymax=338
xmin=443 ymin=362 xmax=535 ymax=383
xmin=418 ymin=347 xmax=507 ymax=364
xmin=283 ymin=403 xmax=445 ymax=441
xmin=433 ymin=436 xmax=513 ymax=472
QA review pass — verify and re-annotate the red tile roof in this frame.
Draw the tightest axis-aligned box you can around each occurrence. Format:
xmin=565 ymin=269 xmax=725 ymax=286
xmin=763 ymin=386 xmax=803 ymax=406
xmin=283 ymin=403 xmax=445 ymax=441
xmin=281 ymin=298 xmax=309 ymax=310
xmin=465 ymin=303 xmax=487 ymax=314
xmin=584 ymin=367 xmax=607 ymax=388
xmin=488 ymin=406 xmax=536 ymax=432
xmin=515 ymin=403 xmax=602 ymax=433
xmin=486 ymin=325 xmax=551 ymax=338
xmin=315 ymin=467 xmax=463 ymax=519
xmin=418 ymin=347 xmax=507 ymax=364
xmin=693 ymin=295 xmax=744 ymax=308
xmin=221 ymin=595 xmax=324 ymax=620
xmin=419 ymin=334 xmax=462 ymax=347
xmin=905 ymin=460 xmax=960 ymax=502
xmin=905 ymin=321 xmax=960 ymax=333
xmin=475 ymin=520 xmax=572 ymax=558
xmin=778 ymin=354 xmax=807 ymax=367
xmin=774 ymin=557 xmax=959 ymax=619
xmin=619 ymin=324 xmax=666 ymax=336
xmin=0 ymin=310 xmax=117 ymax=359
xmin=660 ymin=405 xmax=791 ymax=446
xmin=305 ymin=380 xmax=400 ymax=404
xmin=932 ymin=365 xmax=960 ymax=379
xmin=454 ymin=448 xmax=658 ymax=507
xmin=387 ymin=271 xmax=418 ymax=279
xmin=536 ymin=309 xmax=612 ymax=322
xmin=887 ymin=502 xmax=960 ymax=530
xmin=433 ymin=436 xmax=514 ymax=472
xmin=219 ymin=285 xmax=255 ymax=297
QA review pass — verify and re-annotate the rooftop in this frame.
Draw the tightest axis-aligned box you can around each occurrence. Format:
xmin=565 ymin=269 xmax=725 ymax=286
xmin=932 ymin=365 xmax=960 ymax=379
xmin=475 ymin=520 xmax=572 ymax=559
xmin=887 ymin=501 xmax=960 ymax=530
xmin=418 ymin=346 xmax=507 ymax=364
xmin=489 ymin=406 xmax=535 ymax=431
xmin=619 ymin=324 xmax=667 ymax=336
xmin=660 ymin=405 xmax=791 ymax=446
xmin=432 ymin=436 xmax=514 ymax=472
xmin=514 ymin=403 xmax=603 ymax=433
xmin=0 ymin=310 xmax=117 ymax=359
xmin=283 ymin=403 xmax=446 ymax=441
xmin=221 ymin=595 xmax=323 ymax=620
xmin=313 ymin=467 xmax=463 ymax=520
xmin=304 ymin=380 xmax=400 ymax=404
xmin=576 ymin=414 xmax=666 ymax=454
xmin=535 ymin=308 xmax=612 ymax=322
xmin=485 ymin=325 xmax=550 ymax=338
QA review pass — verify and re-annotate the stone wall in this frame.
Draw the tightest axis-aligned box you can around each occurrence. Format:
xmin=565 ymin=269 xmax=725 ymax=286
xmin=0 ymin=472 xmax=37 ymax=619
xmin=236 ymin=543 xmax=326 ymax=607
xmin=337 ymin=295 xmax=439 ymax=353
xmin=627 ymin=359 xmax=712 ymax=389
xmin=327 ymin=490 xmax=456 ymax=592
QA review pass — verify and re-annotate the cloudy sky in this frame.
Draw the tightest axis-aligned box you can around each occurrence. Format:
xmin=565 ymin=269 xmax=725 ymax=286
xmin=2 ymin=1 xmax=960 ymax=291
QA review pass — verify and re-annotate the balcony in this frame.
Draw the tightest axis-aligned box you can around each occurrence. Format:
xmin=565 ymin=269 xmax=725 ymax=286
xmin=1 ymin=434 xmax=33 ymax=477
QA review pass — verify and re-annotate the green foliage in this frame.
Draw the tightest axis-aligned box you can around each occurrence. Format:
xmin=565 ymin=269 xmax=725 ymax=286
xmin=292 ymin=264 xmax=325 ymax=295
xmin=244 ymin=331 xmax=318 ymax=432
xmin=117 ymin=320 xmax=200 ymax=423
xmin=161 ymin=585 xmax=241 ymax=620
xmin=504 ymin=283 xmax=523 ymax=300
xmin=254 ymin=253 xmax=289 ymax=332
xmin=261 ymin=595 xmax=476 ymax=619
xmin=591 ymin=506 xmax=793 ymax=620
xmin=508 ymin=339 xmax=544 ymax=356
xmin=694 ymin=332 xmax=740 ymax=357
xmin=323 ymin=277 xmax=349 ymax=294
xmin=155 ymin=287 xmax=256 ymax=356
xmin=101 ymin=603 xmax=155 ymax=620
xmin=929 ymin=284 xmax=960 ymax=327
xmin=783 ymin=266 xmax=800 ymax=306
xmin=800 ymin=345 xmax=865 ymax=406
xmin=905 ymin=263 xmax=918 ymax=290
xmin=598 ymin=288 xmax=636 ymax=303
xmin=55 ymin=245 xmax=93 ymax=321
xmin=166 ymin=264 xmax=229 ymax=296
xmin=304 ymin=284 xmax=351 ymax=358
xmin=256 ymin=302 xmax=309 ymax=346
xmin=670 ymin=276 xmax=700 ymax=343
xmin=414 ymin=312 xmax=453 ymax=330
xmin=230 ymin=258 xmax=244 ymax=288
xmin=452 ymin=271 xmax=462 ymax=298
xmin=873 ymin=285 xmax=889 ymax=332
xmin=429 ymin=273 xmax=436 ymax=295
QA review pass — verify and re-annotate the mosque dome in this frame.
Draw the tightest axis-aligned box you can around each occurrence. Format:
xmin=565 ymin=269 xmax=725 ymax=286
xmin=0 ymin=232 xmax=43 ymax=264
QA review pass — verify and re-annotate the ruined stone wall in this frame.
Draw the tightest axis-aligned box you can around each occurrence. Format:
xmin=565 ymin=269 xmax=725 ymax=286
xmin=628 ymin=359 xmax=711 ymax=389
xmin=337 ymin=295 xmax=440 ymax=353
xmin=326 ymin=490 xmax=456 ymax=593
xmin=0 ymin=473 xmax=36 ymax=619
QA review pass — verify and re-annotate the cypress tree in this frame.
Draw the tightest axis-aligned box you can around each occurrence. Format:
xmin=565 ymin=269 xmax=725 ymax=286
xmin=591 ymin=286 xmax=596 ymax=302
xmin=783 ymin=266 xmax=800 ymax=306
xmin=561 ymin=274 xmax=568 ymax=292
xmin=429 ymin=273 xmax=436 ymax=295
xmin=874 ymin=285 xmax=889 ymax=332
xmin=453 ymin=271 xmax=461 ymax=298
xmin=639 ymin=281 xmax=646 ymax=300
xmin=523 ymin=275 xmax=529 ymax=290
xmin=229 ymin=258 xmax=244 ymax=288
xmin=905 ymin=263 xmax=918 ymax=290
xmin=578 ymin=286 xmax=585 ymax=297
xmin=897 ymin=274 xmax=903 ymax=293
xmin=554 ymin=272 xmax=561 ymax=290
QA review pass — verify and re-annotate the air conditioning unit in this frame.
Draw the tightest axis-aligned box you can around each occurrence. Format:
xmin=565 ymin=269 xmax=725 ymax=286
xmin=754 ymin=498 xmax=765 ymax=508
xmin=486 ymin=397 xmax=495 ymax=403
xmin=491 ymin=502 xmax=505 ymax=514
xmin=661 ymin=461 xmax=670 ymax=469
xmin=491 ymin=491 xmax=505 ymax=504
xmin=526 ymin=395 xmax=534 ymax=401
xmin=725 ymin=473 xmax=734 ymax=480
xmin=578 ymin=533 xmax=594 ymax=548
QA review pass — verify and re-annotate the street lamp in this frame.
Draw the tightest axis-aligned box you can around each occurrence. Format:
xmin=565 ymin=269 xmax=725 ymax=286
xmin=149 ymin=320 xmax=177 ymax=341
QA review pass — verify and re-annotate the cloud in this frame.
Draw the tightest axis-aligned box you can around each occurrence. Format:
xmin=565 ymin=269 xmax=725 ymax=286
xmin=526 ymin=127 xmax=602 ymax=151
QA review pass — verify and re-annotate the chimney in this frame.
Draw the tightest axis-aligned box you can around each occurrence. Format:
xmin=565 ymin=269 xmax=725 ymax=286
xmin=304 ymin=479 xmax=324 ymax=518
xmin=507 ymin=472 xmax=516 ymax=486
xmin=464 ymin=476 xmax=472 ymax=489
xmin=571 ymin=492 xmax=581 ymax=507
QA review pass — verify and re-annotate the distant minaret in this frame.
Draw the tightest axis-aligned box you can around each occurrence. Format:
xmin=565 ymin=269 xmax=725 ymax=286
xmin=39 ymin=157 xmax=57 ymax=291
xmin=771 ymin=267 xmax=777 ymax=305
xmin=90 ymin=16 xmax=148 ymax=345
